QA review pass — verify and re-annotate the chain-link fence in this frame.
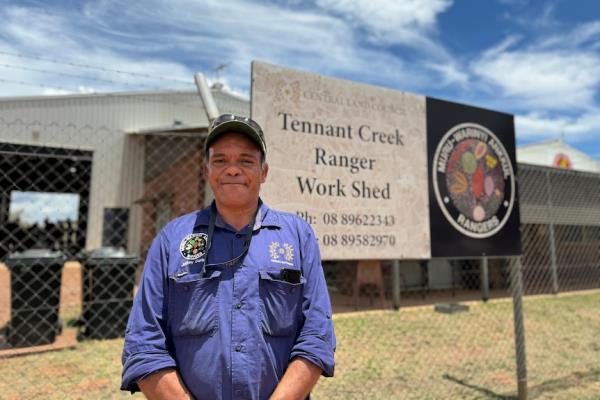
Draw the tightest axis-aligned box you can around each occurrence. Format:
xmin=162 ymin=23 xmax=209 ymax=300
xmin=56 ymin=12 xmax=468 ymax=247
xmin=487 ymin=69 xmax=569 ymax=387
xmin=516 ymin=164 xmax=600 ymax=399
xmin=1 ymin=111 xmax=599 ymax=399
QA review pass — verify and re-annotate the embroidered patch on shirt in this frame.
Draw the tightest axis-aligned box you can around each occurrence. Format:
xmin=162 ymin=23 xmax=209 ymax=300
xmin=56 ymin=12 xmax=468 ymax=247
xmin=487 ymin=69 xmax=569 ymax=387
xmin=179 ymin=233 xmax=208 ymax=260
xmin=269 ymin=241 xmax=294 ymax=265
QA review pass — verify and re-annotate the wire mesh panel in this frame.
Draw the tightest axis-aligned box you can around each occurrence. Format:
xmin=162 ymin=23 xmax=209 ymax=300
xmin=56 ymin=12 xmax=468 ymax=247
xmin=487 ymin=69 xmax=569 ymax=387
xmin=315 ymin=258 xmax=521 ymax=399
xmin=3 ymin=249 xmax=66 ymax=348
xmin=519 ymin=164 xmax=600 ymax=294
xmin=138 ymin=134 xmax=205 ymax=261
xmin=79 ymin=248 xmax=138 ymax=340
xmin=0 ymin=116 xmax=205 ymax=398
xmin=324 ymin=258 xmax=510 ymax=313
xmin=517 ymin=164 xmax=600 ymax=398
xmin=0 ymin=114 xmax=599 ymax=399
xmin=0 ymin=142 xmax=92 ymax=259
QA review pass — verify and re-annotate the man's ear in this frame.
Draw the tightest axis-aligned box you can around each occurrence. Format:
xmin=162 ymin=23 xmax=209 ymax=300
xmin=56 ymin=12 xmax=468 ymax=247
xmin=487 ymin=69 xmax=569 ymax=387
xmin=261 ymin=162 xmax=269 ymax=183
xmin=203 ymin=162 xmax=209 ymax=179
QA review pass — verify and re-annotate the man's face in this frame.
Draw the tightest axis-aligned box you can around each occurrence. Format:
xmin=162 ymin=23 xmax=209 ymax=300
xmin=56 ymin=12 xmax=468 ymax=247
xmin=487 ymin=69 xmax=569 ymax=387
xmin=204 ymin=132 xmax=268 ymax=210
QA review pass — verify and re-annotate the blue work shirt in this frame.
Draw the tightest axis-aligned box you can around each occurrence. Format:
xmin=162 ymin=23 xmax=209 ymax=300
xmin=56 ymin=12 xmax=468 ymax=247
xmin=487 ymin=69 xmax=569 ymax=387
xmin=121 ymin=201 xmax=336 ymax=399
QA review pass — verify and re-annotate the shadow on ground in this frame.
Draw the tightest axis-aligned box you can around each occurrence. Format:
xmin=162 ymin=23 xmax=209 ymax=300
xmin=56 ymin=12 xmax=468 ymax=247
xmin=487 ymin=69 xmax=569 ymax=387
xmin=528 ymin=368 xmax=600 ymax=398
xmin=444 ymin=368 xmax=600 ymax=399
xmin=443 ymin=374 xmax=516 ymax=399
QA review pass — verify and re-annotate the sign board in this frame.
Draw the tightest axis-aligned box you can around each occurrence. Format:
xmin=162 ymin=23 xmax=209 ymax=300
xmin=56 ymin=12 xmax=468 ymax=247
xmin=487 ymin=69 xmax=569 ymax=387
xmin=251 ymin=62 xmax=521 ymax=259
xmin=251 ymin=62 xmax=431 ymax=260
xmin=426 ymin=98 xmax=521 ymax=257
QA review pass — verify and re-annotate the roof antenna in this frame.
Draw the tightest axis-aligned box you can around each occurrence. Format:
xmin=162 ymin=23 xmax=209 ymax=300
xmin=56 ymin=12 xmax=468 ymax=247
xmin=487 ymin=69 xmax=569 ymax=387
xmin=212 ymin=63 xmax=230 ymax=89
xmin=556 ymin=125 xmax=567 ymax=144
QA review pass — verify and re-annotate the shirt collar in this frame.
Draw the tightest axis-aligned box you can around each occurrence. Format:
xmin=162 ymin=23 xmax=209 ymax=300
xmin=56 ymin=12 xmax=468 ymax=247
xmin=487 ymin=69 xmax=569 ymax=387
xmin=193 ymin=198 xmax=281 ymax=231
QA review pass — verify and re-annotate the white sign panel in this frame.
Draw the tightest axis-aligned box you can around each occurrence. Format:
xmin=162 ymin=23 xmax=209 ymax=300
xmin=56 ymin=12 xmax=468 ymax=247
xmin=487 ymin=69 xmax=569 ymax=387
xmin=252 ymin=62 xmax=430 ymax=259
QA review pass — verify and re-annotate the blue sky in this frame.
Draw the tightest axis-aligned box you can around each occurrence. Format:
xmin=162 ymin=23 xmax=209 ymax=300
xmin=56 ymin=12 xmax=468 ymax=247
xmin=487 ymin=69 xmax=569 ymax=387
xmin=0 ymin=0 xmax=599 ymax=157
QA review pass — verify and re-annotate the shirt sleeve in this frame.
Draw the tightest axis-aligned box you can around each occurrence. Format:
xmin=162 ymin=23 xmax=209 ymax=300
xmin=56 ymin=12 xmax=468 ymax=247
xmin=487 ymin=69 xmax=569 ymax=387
xmin=121 ymin=230 xmax=177 ymax=392
xmin=289 ymin=222 xmax=336 ymax=377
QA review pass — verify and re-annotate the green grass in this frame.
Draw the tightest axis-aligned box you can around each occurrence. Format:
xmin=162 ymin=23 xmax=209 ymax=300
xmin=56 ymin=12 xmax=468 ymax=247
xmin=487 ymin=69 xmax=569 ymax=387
xmin=0 ymin=291 xmax=598 ymax=399
xmin=314 ymin=291 xmax=600 ymax=400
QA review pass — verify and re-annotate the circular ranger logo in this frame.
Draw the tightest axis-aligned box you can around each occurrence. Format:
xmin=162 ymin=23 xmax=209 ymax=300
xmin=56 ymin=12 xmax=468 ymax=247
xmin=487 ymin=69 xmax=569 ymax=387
xmin=179 ymin=233 xmax=208 ymax=260
xmin=432 ymin=123 xmax=515 ymax=239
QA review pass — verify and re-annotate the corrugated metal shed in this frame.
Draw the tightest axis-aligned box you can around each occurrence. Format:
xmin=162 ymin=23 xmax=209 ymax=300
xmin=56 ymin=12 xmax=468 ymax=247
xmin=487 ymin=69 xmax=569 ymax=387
xmin=517 ymin=139 xmax=600 ymax=173
xmin=0 ymin=88 xmax=249 ymax=252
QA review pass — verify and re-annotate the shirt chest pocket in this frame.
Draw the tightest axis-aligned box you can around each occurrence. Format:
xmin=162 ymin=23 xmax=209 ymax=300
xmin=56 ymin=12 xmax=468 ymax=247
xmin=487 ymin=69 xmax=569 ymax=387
xmin=258 ymin=270 xmax=306 ymax=337
xmin=168 ymin=269 xmax=221 ymax=337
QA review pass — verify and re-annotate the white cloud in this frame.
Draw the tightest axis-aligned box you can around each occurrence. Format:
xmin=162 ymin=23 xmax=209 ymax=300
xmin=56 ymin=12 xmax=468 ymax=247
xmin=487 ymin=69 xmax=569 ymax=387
xmin=42 ymin=88 xmax=73 ymax=96
xmin=516 ymin=112 xmax=571 ymax=138
xmin=472 ymin=49 xmax=600 ymax=110
xmin=0 ymin=0 xmax=461 ymax=98
xmin=425 ymin=62 xmax=468 ymax=86
xmin=538 ymin=20 xmax=600 ymax=49
xmin=131 ymin=0 xmax=426 ymax=88
xmin=516 ymin=110 xmax=600 ymax=140
xmin=314 ymin=0 xmax=452 ymax=57
xmin=315 ymin=0 xmax=452 ymax=34
xmin=472 ymin=16 xmax=600 ymax=114
xmin=508 ymin=2 xmax=559 ymax=30
xmin=0 ymin=4 xmax=197 ymax=94
xmin=3 ymin=7 xmax=72 ymax=50
xmin=480 ymin=35 xmax=522 ymax=58
xmin=469 ymin=17 xmax=600 ymax=147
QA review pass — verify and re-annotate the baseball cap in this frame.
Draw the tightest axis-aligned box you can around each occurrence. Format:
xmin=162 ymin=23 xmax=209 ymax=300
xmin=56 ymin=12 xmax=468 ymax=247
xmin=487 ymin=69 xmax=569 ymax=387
xmin=204 ymin=114 xmax=267 ymax=157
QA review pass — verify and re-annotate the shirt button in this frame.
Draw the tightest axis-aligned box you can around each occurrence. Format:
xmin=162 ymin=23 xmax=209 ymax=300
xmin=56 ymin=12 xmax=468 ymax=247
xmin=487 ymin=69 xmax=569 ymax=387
xmin=235 ymin=233 xmax=242 ymax=238
xmin=235 ymin=345 xmax=242 ymax=352
xmin=235 ymin=303 xmax=242 ymax=309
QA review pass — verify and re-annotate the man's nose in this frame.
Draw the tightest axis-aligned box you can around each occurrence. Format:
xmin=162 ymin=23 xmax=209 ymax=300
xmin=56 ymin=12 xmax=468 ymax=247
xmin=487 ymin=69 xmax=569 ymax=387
xmin=224 ymin=163 xmax=242 ymax=175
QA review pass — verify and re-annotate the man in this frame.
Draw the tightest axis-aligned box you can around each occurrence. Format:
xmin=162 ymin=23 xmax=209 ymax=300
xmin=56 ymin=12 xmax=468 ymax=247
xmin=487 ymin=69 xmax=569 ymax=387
xmin=121 ymin=114 xmax=336 ymax=399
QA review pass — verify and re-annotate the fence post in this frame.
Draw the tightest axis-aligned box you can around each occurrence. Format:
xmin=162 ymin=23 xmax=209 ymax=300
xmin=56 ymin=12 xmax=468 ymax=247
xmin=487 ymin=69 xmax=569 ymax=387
xmin=510 ymin=257 xmax=528 ymax=400
xmin=392 ymin=259 xmax=401 ymax=310
xmin=480 ymin=256 xmax=489 ymax=302
xmin=544 ymin=170 xmax=559 ymax=294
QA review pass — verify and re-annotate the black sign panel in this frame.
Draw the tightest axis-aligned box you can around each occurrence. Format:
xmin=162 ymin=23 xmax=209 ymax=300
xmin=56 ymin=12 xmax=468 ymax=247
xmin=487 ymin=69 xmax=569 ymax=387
xmin=427 ymin=97 xmax=521 ymax=257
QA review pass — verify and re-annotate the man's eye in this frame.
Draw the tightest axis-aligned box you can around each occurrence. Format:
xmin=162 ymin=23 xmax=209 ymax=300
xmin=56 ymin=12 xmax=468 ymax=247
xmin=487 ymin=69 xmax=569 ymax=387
xmin=212 ymin=159 xmax=225 ymax=165
xmin=241 ymin=159 xmax=255 ymax=165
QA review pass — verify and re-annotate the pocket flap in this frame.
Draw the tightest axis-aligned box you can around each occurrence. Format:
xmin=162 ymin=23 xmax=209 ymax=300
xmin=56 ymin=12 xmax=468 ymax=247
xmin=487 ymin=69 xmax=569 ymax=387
xmin=259 ymin=270 xmax=306 ymax=286
xmin=171 ymin=269 xmax=222 ymax=284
